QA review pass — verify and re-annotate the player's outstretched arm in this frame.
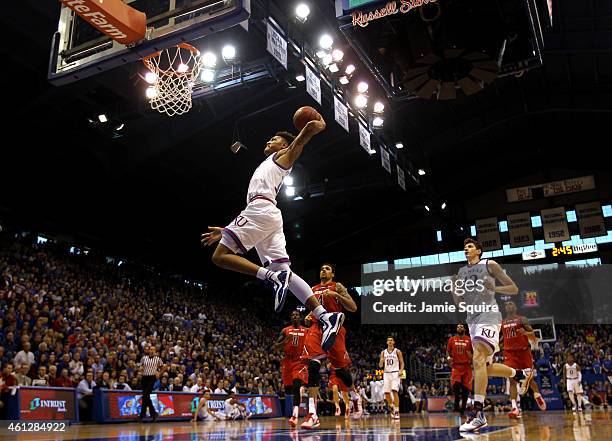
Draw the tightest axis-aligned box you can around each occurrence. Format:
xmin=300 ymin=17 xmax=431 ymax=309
xmin=275 ymin=114 xmax=326 ymax=169
xmin=486 ymin=260 xmax=519 ymax=295
xmin=379 ymin=351 xmax=385 ymax=368
xmin=273 ymin=330 xmax=288 ymax=351
xmin=192 ymin=397 xmax=206 ymax=422
xmin=201 ymin=226 xmax=223 ymax=247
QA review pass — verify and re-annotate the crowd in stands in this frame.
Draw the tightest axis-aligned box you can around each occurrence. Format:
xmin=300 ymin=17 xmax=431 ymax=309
xmin=1 ymin=235 xmax=611 ymax=419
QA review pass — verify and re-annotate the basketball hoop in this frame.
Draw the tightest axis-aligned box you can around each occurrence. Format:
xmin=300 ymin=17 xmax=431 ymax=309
xmin=143 ymin=43 xmax=201 ymax=116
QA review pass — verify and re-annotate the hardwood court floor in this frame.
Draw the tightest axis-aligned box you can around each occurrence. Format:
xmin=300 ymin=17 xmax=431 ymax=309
xmin=2 ymin=410 xmax=610 ymax=441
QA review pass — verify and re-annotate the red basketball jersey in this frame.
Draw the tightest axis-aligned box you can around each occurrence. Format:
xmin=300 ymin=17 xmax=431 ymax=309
xmin=502 ymin=316 xmax=530 ymax=351
xmin=312 ymin=281 xmax=344 ymax=314
xmin=447 ymin=335 xmax=472 ymax=364
xmin=282 ymin=326 xmax=308 ymax=360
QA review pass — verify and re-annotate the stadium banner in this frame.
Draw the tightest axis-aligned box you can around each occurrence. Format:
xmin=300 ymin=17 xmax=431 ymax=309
xmin=15 ymin=387 xmax=78 ymax=422
xmin=94 ymin=389 xmax=281 ymax=423
xmin=360 ymin=263 xmax=611 ymax=325
xmin=475 ymin=217 xmax=502 ymax=251
xmin=334 ymin=95 xmax=350 ymax=133
xmin=305 ymin=64 xmax=322 ymax=105
xmin=507 ymin=212 xmax=534 ymax=248
xmin=541 ymin=207 xmax=570 ymax=243
xmin=506 ymin=175 xmax=595 ymax=202
xmin=576 ymin=202 xmax=606 ymax=239
xmin=266 ymin=19 xmax=287 ymax=69
xmin=535 ymin=361 xmax=564 ymax=410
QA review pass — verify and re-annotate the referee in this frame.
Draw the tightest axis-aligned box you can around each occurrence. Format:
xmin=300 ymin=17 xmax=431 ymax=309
xmin=139 ymin=345 xmax=163 ymax=422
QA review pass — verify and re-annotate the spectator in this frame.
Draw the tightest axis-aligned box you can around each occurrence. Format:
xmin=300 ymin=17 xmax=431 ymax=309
xmin=77 ymin=371 xmax=96 ymax=421
xmin=14 ymin=364 xmax=32 ymax=386
xmin=0 ymin=363 xmax=17 ymax=418
xmin=31 ymin=366 xmax=48 ymax=387
xmin=113 ymin=373 xmax=132 ymax=390
xmin=13 ymin=342 xmax=35 ymax=368
xmin=53 ymin=368 xmax=74 ymax=388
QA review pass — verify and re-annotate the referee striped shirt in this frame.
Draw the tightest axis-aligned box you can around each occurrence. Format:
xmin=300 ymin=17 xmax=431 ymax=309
xmin=140 ymin=355 xmax=163 ymax=376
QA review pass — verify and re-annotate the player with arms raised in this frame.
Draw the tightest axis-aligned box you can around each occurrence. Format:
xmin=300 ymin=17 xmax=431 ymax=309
xmin=502 ymin=300 xmax=546 ymax=418
xmin=447 ymin=324 xmax=472 ymax=415
xmin=273 ymin=310 xmax=308 ymax=427
xmin=201 ymin=109 xmax=344 ymax=351
xmin=379 ymin=336 xmax=404 ymax=419
xmin=300 ymin=263 xmax=357 ymax=429
xmin=453 ymin=238 xmax=533 ymax=433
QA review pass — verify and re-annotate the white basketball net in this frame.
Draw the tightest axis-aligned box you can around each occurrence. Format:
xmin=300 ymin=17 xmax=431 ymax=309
xmin=143 ymin=44 xmax=201 ymax=117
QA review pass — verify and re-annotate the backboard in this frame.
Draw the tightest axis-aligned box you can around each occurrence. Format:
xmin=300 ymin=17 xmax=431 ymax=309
xmin=49 ymin=0 xmax=250 ymax=85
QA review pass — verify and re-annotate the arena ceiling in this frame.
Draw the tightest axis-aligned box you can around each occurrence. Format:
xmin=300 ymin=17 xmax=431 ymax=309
xmin=1 ymin=0 xmax=611 ymax=280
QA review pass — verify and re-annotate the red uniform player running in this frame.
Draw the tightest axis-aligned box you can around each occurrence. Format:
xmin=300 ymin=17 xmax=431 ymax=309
xmin=447 ymin=324 xmax=473 ymax=415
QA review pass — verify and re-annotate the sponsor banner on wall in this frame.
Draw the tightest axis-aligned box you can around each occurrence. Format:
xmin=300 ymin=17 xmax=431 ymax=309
xmin=507 ymin=212 xmax=534 ymax=248
xmin=541 ymin=207 xmax=570 ymax=243
xmin=575 ymin=202 xmax=606 ymax=239
xmin=475 ymin=217 xmax=502 ymax=251
xmin=19 ymin=387 xmax=77 ymax=421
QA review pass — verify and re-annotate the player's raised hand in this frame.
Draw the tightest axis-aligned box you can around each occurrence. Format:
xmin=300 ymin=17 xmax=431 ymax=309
xmin=201 ymin=226 xmax=223 ymax=246
xmin=304 ymin=113 xmax=326 ymax=135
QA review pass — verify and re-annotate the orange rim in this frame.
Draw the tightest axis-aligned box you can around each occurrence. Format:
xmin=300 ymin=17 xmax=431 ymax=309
xmin=142 ymin=43 xmax=200 ymax=74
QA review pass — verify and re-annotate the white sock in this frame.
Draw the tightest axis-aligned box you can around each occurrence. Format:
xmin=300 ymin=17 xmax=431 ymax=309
xmin=308 ymin=397 xmax=317 ymax=415
xmin=292 ymin=406 xmax=299 ymax=417
xmin=256 ymin=267 xmax=272 ymax=280
xmin=312 ymin=305 xmax=326 ymax=320
xmin=288 ymin=273 xmax=318 ymax=304
xmin=511 ymin=399 xmax=517 ymax=409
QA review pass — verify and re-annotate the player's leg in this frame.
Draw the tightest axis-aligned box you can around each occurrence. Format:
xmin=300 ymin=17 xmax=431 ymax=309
xmin=393 ymin=390 xmax=400 ymax=417
xmin=341 ymin=390 xmax=351 ymax=417
xmin=461 ymin=383 xmax=470 ymax=415
xmin=301 ymin=359 xmax=322 ymax=429
xmin=256 ymin=231 xmax=344 ymax=347
xmin=508 ymin=379 xmax=521 ymax=418
xmin=332 ymin=384 xmax=341 ymax=415
xmin=567 ymin=382 xmax=578 ymax=411
xmin=529 ymin=375 xmax=546 ymax=410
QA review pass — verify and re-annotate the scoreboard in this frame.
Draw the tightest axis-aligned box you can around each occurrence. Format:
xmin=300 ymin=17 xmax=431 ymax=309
xmin=521 ymin=244 xmax=599 ymax=261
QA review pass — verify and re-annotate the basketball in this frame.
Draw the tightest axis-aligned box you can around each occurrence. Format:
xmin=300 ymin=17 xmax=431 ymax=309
xmin=293 ymin=106 xmax=320 ymax=131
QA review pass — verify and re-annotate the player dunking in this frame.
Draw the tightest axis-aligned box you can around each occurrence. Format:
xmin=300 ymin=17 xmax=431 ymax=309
xmin=273 ymin=310 xmax=308 ymax=428
xmin=300 ymin=263 xmax=357 ymax=429
xmin=453 ymin=238 xmax=533 ymax=433
xmin=447 ymin=324 xmax=473 ymax=415
xmin=379 ymin=336 xmax=404 ymax=419
xmin=564 ymin=353 xmax=586 ymax=412
xmin=502 ymin=300 xmax=546 ymax=419
xmin=201 ymin=115 xmax=343 ymax=351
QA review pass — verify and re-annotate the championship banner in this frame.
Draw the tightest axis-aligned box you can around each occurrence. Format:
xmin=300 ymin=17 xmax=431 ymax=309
xmin=576 ymin=202 xmax=606 ymax=239
xmin=397 ymin=166 xmax=406 ymax=190
xmin=507 ymin=212 xmax=534 ymax=248
xmin=334 ymin=95 xmax=350 ymax=132
xmin=18 ymin=387 xmax=78 ymax=422
xmin=266 ymin=20 xmax=287 ymax=69
xmin=359 ymin=122 xmax=373 ymax=154
xmin=541 ymin=207 xmax=570 ymax=243
xmin=96 ymin=390 xmax=281 ymax=423
xmin=475 ymin=217 xmax=502 ymax=251
xmin=506 ymin=175 xmax=596 ymax=202
xmin=305 ymin=64 xmax=322 ymax=105
xmin=380 ymin=147 xmax=391 ymax=173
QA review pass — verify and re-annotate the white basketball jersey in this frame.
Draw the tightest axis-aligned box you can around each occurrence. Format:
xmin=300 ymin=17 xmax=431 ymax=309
xmin=383 ymin=348 xmax=400 ymax=373
xmin=457 ymin=258 xmax=501 ymax=324
xmin=224 ymin=398 xmax=236 ymax=413
xmin=247 ymin=153 xmax=292 ymax=204
xmin=565 ymin=363 xmax=579 ymax=379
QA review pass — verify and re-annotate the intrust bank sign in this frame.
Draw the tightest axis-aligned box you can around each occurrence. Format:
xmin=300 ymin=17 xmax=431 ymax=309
xmin=352 ymin=0 xmax=439 ymax=28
